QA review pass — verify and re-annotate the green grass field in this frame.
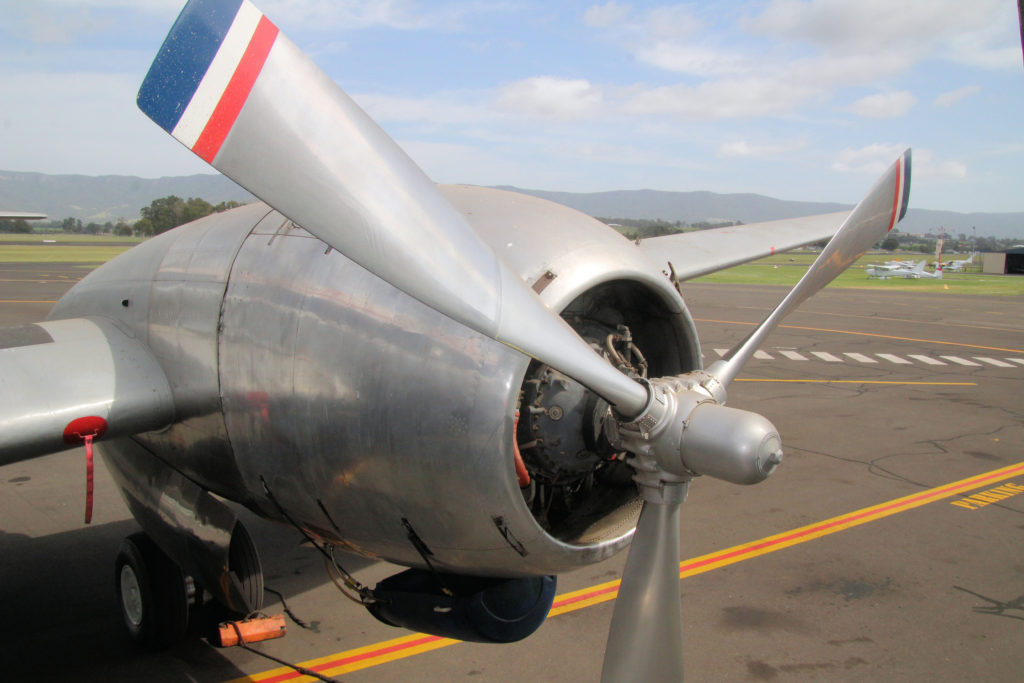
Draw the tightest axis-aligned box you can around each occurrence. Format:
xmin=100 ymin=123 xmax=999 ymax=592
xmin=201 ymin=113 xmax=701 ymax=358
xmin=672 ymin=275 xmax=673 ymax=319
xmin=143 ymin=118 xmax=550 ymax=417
xmin=694 ymin=252 xmax=1024 ymax=296
xmin=0 ymin=233 xmax=142 ymax=263
xmin=0 ymin=245 xmax=134 ymax=263
xmin=1 ymin=237 xmax=1021 ymax=295
xmin=0 ymin=233 xmax=143 ymax=244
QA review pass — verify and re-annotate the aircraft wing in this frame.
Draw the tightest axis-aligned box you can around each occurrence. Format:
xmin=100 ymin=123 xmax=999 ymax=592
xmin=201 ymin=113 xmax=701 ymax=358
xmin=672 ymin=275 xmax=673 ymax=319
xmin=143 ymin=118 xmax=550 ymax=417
xmin=638 ymin=211 xmax=850 ymax=281
xmin=0 ymin=212 xmax=46 ymax=220
xmin=0 ymin=317 xmax=175 ymax=466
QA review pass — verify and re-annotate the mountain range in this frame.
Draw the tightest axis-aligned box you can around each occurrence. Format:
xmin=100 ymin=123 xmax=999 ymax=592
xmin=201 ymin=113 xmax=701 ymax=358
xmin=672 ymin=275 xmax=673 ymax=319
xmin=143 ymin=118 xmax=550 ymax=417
xmin=2 ymin=170 xmax=1021 ymax=239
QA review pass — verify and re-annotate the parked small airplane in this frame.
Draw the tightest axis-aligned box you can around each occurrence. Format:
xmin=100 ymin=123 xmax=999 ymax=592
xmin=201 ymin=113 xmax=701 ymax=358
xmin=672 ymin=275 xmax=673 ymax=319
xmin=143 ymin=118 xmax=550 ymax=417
xmin=913 ymin=261 xmax=944 ymax=279
xmin=946 ymin=252 xmax=977 ymax=272
xmin=866 ymin=259 xmax=942 ymax=279
xmin=866 ymin=260 xmax=920 ymax=278
xmin=881 ymin=258 xmax=919 ymax=268
xmin=0 ymin=1 xmax=912 ymax=680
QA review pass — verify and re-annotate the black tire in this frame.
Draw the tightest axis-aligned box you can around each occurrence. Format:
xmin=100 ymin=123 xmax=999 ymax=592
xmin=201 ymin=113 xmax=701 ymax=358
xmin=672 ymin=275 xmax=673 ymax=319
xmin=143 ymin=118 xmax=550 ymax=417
xmin=229 ymin=522 xmax=264 ymax=613
xmin=114 ymin=533 xmax=189 ymax=649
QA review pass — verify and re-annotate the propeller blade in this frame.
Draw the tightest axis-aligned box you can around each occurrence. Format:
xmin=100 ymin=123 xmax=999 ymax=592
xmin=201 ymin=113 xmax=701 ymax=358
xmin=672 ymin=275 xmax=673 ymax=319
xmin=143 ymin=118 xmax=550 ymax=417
xmin=137 ymin=0 xmax=648 ymax=416
xmin=601 ymin=496 xmax=685 ymax=682
xmin=710 ymin=149 xmax=911 ymax=389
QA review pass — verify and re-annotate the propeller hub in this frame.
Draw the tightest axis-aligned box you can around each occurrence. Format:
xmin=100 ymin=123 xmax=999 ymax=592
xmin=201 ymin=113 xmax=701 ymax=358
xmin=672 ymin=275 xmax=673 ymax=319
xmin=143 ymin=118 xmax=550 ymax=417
xmin=608 ymin=374 xmax=783 ymax=487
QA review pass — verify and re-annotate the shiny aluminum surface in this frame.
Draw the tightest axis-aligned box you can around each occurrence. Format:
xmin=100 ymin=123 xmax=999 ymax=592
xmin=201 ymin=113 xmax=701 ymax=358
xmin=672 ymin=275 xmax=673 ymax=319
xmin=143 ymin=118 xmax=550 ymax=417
xmin=50 ymin=203 xmax=273 ymax=502
xmin=205 ymin=28 xmax=649 ymax=415
xmin=216 ymin=190 xmax=697 ymax=575
xmin=101 ymin=436 xmax=254 ymax=613
xmin=0 ymin=317 xmax=174 ymax=465
xmin=39 ymin=189 xmax=699 ymax=578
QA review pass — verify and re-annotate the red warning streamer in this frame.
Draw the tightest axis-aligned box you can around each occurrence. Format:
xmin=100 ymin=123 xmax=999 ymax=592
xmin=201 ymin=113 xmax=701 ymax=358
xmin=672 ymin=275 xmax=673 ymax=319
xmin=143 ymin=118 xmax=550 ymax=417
xmin=84 ymin=435 xmax=95 ymax=524
xmin=63 ymin=416 xmax=108 ymax=524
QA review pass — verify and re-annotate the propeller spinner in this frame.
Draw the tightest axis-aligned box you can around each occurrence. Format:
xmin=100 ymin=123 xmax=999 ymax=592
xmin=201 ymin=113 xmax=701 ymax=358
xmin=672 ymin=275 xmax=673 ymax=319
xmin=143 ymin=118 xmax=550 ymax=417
xmin=139 ymin=2 xmax=911 ymax=679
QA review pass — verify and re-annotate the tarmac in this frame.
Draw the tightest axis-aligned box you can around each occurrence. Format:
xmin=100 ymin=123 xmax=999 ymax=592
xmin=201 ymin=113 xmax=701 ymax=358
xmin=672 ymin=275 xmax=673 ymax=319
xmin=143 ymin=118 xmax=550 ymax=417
xmin=1 ymin=264 xmax=1023 ymax=682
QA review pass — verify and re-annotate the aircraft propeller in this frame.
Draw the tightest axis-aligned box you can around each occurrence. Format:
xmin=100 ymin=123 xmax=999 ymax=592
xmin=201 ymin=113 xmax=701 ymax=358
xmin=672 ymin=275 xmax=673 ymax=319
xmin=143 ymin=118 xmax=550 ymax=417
xmin=600 ymin=149 xmax=909 ymax=681
xmin=138 ymin=2 xmax=911 ymax=679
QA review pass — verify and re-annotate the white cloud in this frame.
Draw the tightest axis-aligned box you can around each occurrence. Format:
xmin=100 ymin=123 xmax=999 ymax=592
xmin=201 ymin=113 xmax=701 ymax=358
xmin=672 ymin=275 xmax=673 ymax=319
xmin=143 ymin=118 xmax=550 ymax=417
xmin=583 ymin=2 xmax=631 ymax=28
xmin=260 ymin=0 xmax=508 ymax=32
xmin=945 ymin=29 xmax=1022 ymax=70
xmin=0 ymin=70 xmax=211 ymax=177
xmin=832 ymin=145 xmax=965 ymax=181
xmin=353 ymin=93 xmax=488 ymax=126
xmin=844 ymin=91 xmax=916 ymax=119
xmin=643 ymin=5 xmax=703 ymax=41
xmin=261 ymin=0 xmax=432 ymax=30
xmin=3 ymin=6 xmax=110 ymax=44
xmin=625 ymin=77 xmax=818 ymax=120
xmin=913 ymin=149 xmax=968 ymax=179
xmin=496 ymin=77 xmax=602 ymax=121
xmin=932 ymin=85 xmax=981 ymax=108
xmin=785 ymin=52 xmax=914 ymax=89
xmin=581 ymin=0 xmax=1010 ymax=126
xmin=33 ymin=0 xmax=179 ymax=7
xmin=0 ymin=0 xmax=181 ymax=44
xmin=831 ymin=144 xmax=907 ymax=174
xmin=745 ymin=0 xmax=1005 ymax=53
xmin=742 ymin=0 xmax=1022 ymax=85
xmin=718 ymin=140 xmax=803 ymax=158
xmin=398 ymin=140 xmax=521 ymax=185
xmin=635 ymin=43 xmax=747 ymax=77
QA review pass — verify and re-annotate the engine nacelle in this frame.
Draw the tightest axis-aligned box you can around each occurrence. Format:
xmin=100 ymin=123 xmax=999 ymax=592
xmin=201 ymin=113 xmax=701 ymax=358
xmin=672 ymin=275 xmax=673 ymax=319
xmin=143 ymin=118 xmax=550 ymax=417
xmin=50 ymin=187 xmax=701 ymax=579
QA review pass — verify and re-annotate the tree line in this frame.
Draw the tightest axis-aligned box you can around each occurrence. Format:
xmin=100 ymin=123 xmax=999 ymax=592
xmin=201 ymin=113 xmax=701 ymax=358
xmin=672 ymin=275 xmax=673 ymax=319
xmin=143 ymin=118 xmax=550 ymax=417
xmin=881 ymin=230 xmax=1020 ymax=254
xmin=0 ymin=196 xmax=245 ymax=237
xmin=134 ymin=196 xmax=243 ymax=236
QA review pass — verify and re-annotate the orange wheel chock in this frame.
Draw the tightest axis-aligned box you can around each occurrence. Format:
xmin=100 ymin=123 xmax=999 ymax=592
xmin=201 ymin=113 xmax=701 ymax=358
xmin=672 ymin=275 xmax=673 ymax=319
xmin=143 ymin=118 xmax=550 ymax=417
xmin=216 ymin=614 xmax=287 ymax=647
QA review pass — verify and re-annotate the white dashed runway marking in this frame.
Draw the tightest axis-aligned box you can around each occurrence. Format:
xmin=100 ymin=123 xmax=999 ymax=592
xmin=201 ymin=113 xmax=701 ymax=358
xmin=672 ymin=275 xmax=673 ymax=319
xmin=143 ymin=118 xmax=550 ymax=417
xmin=908 ymin=355 xmax=947 ymax=366
xmin=876 ymin=353 xmax=912 ymax=365
xmin=974 ymin=357 xmax=1015 ymax=368
xmin=940 ymin=356 xmax=982 ymax=367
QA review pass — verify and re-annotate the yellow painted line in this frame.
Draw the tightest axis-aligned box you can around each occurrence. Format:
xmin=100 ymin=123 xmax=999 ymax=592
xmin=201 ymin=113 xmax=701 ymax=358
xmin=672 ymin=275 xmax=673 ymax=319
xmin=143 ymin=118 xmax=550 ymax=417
xmin=229 ymin=633 xmax=459 ymax=683
xmin=694 ymin=318 xmax=1024 ymax=354
xmin=672 ymin=461 xmax=1024 ymax=575
xmin=735 ymin=379 xmax=977 ymax=386
xmin=950 ymin=482 xmax=1024 ymax=510
xmin=0 ymin=299 xmax=57 ymax=304
xmin=235 ymin=461 xmax=1024 ymax=682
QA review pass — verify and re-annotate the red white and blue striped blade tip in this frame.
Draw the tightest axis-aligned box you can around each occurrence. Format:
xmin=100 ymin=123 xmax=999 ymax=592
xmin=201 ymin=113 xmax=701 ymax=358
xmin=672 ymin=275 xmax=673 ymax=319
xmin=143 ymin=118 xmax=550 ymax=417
xmin=137 ymin=0 xmax=277 ymax=164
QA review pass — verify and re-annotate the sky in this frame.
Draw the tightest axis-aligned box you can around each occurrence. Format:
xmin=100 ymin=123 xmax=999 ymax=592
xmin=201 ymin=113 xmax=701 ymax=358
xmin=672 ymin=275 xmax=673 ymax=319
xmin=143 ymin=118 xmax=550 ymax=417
xmin=1 ymin=0 xmax=1021 ymax=214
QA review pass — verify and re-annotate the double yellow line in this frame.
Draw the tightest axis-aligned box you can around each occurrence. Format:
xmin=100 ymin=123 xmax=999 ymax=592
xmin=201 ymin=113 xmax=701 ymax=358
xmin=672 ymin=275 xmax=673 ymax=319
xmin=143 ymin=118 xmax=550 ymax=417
xmin=236 ymin=460 xmax=1024 ymax=682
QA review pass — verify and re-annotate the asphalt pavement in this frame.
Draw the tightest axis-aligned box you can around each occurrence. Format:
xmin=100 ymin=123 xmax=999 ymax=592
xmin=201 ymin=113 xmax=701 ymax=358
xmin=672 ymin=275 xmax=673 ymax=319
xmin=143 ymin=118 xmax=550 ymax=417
xmin=1 ymin=270 xmax=1023 ymax=682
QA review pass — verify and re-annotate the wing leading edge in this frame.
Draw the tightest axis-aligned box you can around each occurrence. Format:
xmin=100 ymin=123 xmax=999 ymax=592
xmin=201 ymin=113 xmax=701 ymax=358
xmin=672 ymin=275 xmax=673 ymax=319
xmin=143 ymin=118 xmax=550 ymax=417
xmin=0 ymin=317 xmax=174 ymax=466
xmin=638 ymin=210 xmax=850 ymax=281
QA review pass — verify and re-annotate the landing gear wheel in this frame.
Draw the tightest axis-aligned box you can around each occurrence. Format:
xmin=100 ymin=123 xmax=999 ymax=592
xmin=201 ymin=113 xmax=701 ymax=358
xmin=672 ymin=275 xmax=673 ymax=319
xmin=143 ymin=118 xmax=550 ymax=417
xmin=229 ymin=522 xmax=264 ymax=613
xmin=115 ymin=533 xmax=189 ymax=649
